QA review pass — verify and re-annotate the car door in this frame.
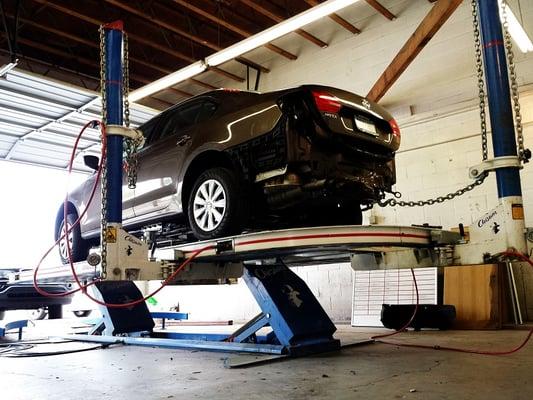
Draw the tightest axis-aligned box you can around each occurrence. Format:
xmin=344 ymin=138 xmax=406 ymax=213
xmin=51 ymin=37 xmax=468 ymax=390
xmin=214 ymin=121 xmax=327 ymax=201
xmin=132 ymin=99 xmax=217 ymax=219
xmin=79 ymin=155 xmax=136 ymax=236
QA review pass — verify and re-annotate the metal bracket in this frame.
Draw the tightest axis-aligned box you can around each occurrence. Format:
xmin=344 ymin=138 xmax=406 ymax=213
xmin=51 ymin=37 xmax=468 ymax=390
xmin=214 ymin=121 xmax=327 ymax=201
xmin=106 ymin=124 xmax=145 ymax=146
xmin=469 ymin=156 xmax=522 ymax=179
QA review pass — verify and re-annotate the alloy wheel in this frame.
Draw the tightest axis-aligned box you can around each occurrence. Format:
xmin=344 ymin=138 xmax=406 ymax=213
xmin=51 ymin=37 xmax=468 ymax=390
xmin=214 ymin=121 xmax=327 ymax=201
xmin=192 ymin=179 xmax=227 ymax=232
xmin=59 ymin=220 xmax=74 ymax=261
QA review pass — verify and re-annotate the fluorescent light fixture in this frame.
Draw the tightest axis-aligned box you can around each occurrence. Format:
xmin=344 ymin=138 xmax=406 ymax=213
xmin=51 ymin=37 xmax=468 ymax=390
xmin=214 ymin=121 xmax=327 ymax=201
xmin=206 ymin=0 xmax=360 ymax=67
xmin=129 ymin=0 xmax=359 ymax=102
xmin=0 ymin=59 xmax=18 ymax=77
xmin=498 ymin=0 xmax=533 ymax=53
xmin=129 ymin=61 xmax=207 ymax=102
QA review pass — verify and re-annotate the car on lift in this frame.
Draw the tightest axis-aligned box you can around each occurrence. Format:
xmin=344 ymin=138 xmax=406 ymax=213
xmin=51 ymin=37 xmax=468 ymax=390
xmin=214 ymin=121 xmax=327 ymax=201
xmin=55 ymin=85 xmax=400 ymax=263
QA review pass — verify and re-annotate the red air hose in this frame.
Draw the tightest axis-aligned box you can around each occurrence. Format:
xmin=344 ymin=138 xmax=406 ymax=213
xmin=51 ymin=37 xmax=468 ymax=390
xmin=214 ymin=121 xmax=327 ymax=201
xmin=33 ymin=119 xmax=214 ymax=308
xmin=374 ymin=251 xmax=533 ymax=355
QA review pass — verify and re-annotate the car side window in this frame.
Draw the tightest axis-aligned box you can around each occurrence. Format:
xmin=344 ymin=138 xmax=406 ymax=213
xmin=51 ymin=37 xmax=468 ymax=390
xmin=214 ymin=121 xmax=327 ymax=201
xmin=139 ymin=116 xmax=162 ymax=146
xmin=157 ymin=100 xmax=218 ymax=141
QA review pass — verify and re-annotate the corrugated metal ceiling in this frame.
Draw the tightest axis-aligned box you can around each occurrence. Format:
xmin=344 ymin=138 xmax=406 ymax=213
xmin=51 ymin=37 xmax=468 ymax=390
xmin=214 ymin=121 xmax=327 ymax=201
xmin=0 ymin=69 xmax=157 ymax=173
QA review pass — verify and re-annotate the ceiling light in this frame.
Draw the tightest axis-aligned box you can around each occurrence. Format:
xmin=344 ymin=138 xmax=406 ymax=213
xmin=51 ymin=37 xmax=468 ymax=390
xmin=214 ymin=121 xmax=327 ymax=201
xmin=205 ymin=0 xmax=360 ymax=67
xmin=499 ymin=1 xmax=533 ymax=53
xmin=0 ymin=59 xmax=18 ymax=77
xmin=129 ymin=61 xmax=207 ymax=102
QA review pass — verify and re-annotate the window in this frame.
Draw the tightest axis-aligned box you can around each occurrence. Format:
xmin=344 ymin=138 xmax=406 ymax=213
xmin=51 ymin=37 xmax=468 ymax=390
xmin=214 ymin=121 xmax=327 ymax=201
xmin=139 ymin=115 xmax=162 ymax=145
xmin=157 ymin=100 xmax=218 ymax=141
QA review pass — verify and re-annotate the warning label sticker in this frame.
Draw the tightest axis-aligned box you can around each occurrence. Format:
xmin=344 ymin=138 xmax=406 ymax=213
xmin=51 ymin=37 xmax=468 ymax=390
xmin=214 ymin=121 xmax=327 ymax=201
xmin=106 ymin=226 xmax=117 ymax=243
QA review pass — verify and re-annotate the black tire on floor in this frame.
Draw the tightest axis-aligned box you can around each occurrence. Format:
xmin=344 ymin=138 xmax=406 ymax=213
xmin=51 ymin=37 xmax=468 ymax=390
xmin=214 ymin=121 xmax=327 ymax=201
xmin=57 ymin=212 xmax=89 ymax=264
xmin=47 ymin=305 xmax=63 ymax=320
xmin=187 ymin=168 xmax=248 ymax=240
xmin=30 ymin=308 xmax=47 ymax=320
xmin=73 ymin=310 xmax=92 ymax=318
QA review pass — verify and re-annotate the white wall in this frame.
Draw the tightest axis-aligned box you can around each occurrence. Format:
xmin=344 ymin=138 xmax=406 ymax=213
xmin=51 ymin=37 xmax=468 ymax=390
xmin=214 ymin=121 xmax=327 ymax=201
xmin=148 ymin=263 xmax=354 ymax=323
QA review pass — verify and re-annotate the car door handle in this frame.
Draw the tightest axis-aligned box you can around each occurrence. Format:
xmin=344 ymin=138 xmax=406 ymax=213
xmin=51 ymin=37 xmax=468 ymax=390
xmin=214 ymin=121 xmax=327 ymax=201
xmin=176 ymin=135 xmax=191 ymax=146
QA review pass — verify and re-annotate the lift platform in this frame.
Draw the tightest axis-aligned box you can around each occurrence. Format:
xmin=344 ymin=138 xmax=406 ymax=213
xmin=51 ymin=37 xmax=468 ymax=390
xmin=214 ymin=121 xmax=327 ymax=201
xmin=17 ymin=224 xmax=462 ymax=358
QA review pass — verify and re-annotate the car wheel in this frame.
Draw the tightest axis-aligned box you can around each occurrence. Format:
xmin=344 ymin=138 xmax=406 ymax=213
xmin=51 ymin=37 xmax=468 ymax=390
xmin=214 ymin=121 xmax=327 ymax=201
xmin=73 ymin=310 xmax=92 ymax=318
xmin=29 ymin=308 xmax=47 ymax=320
xmin=47 ymin=305 xmax=63 ymax=320
xmin=0 ymin=310 xmax=5 ymax=320
xmin=188 ymin=168 xmax=248 ymax=240
xmin=57 ymin=212 xmax=89 ymax=264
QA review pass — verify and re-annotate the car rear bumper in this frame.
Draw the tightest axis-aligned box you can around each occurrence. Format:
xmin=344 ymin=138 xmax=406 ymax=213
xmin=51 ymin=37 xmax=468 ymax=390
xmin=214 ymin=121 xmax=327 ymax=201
xmin=0 ymin=283 xmax=72 ymax=311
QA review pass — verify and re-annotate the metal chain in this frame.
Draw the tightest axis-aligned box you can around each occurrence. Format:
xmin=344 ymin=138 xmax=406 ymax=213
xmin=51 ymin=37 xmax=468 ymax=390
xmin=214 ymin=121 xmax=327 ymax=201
xmin=378 ymin=173 xmax=487 ymax=207
xmin=500 ymin=0 xmax=529 ymax=163
xmin=99 ymin=25 xmax=108 ymax=280
xmin=472 ymin=0 xmax=489 ymax=161
xmin=377 ymin=1 xmax=489 ymax=208
xmin=122 ymin=33 xmax=142 ymax=189
xmin=123 ymin=33 xmax=130 ymax=130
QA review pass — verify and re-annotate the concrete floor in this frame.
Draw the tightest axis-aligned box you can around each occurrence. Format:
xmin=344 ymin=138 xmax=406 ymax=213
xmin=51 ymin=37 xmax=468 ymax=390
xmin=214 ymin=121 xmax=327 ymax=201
xmin=1 ymin=322 xmax=532 ymax=400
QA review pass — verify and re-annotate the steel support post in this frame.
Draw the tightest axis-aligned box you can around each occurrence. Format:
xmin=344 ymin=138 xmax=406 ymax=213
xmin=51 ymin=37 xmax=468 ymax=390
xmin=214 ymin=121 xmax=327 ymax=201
xmin=103 ymin=21 xmax=124 ymax=224
xmin=477 ymin=0 xmax=527 ymax=252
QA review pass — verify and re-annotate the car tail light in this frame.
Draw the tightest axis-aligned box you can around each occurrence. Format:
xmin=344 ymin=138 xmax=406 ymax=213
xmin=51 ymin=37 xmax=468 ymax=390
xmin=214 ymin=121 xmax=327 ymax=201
xmin=389 ymin=118 xmax=400 ymax=138
xmin=312 ymin=91 xmax=342 ymax=114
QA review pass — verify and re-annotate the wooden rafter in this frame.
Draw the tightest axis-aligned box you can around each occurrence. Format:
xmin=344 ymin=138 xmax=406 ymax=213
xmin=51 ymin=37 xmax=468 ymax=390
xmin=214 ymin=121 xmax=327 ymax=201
xmin=103 ymin=0 xmax=294 ymax=63
xmin=303 ymin=0 xmax=360 ymax=34
xmin=238 ymin=0 xmax=328 ymax=48
xmin=0 ymin=49 xmax=99 ymax=90
xmin=173 ymin=0 xmax=296 ymax=64
xmin=30 ymin=0 xmax=244 ymax=82
xmin=367 ymin=0 xmax=462 ymax=103
xmin=10 ymin=35 xmax=151 ymax=87
xmin=365 ymin=0 xmax=396 ymax=21
xmin=7 ymin=12 xmax=217 ymax=91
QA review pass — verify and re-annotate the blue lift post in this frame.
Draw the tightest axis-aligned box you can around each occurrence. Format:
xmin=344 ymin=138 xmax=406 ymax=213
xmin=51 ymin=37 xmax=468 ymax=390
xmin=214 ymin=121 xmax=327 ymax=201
xmin=93 ymin=21 xmax=156 ymax=331
xmin=103 ymin=21 xmax=124 ymax=224
xmin=477 ymin=0 xmax=527 ymax=252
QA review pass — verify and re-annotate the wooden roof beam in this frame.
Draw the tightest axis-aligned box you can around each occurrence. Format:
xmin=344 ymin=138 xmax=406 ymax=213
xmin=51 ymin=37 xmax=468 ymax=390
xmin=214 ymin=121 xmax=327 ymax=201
xmin=13 ymin=35 xmax=150 ymax=87
xmin=30 ymin=0 xmax=244 ymax=83
xmin=7 ymin=13 xmax=219 ymax=90
xmin=303 ymin=0 xmax=360 ymax=34
xmin=172 ymin=0 xmax=293 ymax=66
xmin=239 ymin=0 xmax=328 ymax=48
xmin=367 ymin=0 xmax=462 ymax=103
xmin=365 ymin=0 xmax=396 ymax=21
xmin=103 ymin=0 xmax=291 ymax=64
xmin=190 ymin=78 xmax=218 ymax=90
xmin=173 ymin=0 xmax=286 ymax=69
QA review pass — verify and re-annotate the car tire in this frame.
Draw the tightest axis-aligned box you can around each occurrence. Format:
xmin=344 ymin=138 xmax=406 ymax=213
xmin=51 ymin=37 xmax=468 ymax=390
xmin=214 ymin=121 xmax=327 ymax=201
xmin=0 ymin=310 xmax=5 ymax=320
xmin=48 ymin=305 xmax=62 ymax=320
xmin=73 ymin=310 xmax=92 ymax=318
xmin=57 ymin=212 xmax=89 ymax=264
xmin=188 ymin=168 xmax=248 ymax=240
xmin=29 ymin=308 xmax=47 ymax=320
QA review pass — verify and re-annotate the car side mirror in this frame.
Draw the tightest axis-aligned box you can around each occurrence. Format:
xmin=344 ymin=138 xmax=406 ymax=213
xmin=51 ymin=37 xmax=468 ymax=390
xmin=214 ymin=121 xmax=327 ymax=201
xmin=83 ymin=155 xmax=99 ymax=171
